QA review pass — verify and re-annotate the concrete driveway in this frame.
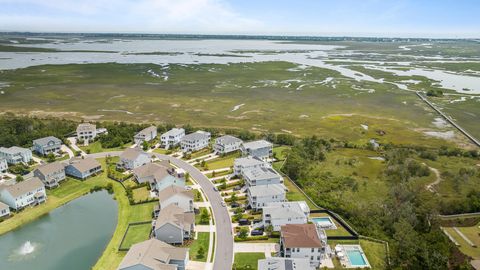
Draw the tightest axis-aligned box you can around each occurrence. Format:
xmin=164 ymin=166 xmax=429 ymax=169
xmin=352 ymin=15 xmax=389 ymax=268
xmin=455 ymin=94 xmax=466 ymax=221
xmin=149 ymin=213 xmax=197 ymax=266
xmin=89 ymin=151 xmax=234 ymax=270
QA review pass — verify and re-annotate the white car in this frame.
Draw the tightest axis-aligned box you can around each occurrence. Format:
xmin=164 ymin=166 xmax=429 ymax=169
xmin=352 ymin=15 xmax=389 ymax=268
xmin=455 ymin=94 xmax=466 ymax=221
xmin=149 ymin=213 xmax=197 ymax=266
xmin=221 ymin=201 xmax=226 ymax=207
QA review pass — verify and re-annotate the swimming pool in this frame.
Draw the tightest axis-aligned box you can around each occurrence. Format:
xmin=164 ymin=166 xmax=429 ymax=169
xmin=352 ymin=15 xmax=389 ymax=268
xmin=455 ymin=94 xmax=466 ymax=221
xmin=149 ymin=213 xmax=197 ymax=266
xmin=311 ymin=217 xmax=337 ymax=229
xmin=346 ymin=250 xmax=368 ymax=267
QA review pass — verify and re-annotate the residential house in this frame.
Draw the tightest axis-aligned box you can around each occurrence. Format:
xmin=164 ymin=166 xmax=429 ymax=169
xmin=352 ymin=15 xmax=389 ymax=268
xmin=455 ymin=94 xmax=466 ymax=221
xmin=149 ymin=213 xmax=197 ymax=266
xmin=33 ymin=162 xmax=66 ymax=188
xmin=180 ymin=131 xmax=211 ymax=153
xmin=33 ymin=136 xmax=62 ymax=156
xmin=243 ymin=167 xmax=283 ymax=187
xmin=240 ymin=140 xmax=273 ymax=161
xmin=258 ymin=257 xmax=315 ymax=270
xmin=161 ymin=128 xmax=185 ymax=149
xmin=213 ymin=135 xmax=243 ymax=154
xmin=262 ymin=201 xmax=310 ymax=231
xmin=134 ymin=126 xmax=158 ymax=145
xmin=0 ymin=158 xmax=7 ymax=174
xmin=65 ymin=157 xmax=102 ymax=180
xmin=118 ymin=238 xmax=189 ymax=270
xmin=280 ymin=224 xmax=328 ymax=267
xmin=0 ymin=177 xmax=46 ymax=210
xmin=0 ymin=201 xmax=10 ymax=218
xmin=0 ymin=146 xmax=32 ymax=164
xmin=153 ymin=204 xmax=195 ymax=245
xmin=118 ymin=148 xmax=151 ymax=170
xmin=157 ymin=185 xmax=193 ymax=213
xmin=76 ymin=123 xmax=97 ymax=142
xmin=247 ymin=184 xmax=286 ymax=210
xmin=133 ymin=162 xmax=185 ymax=192
xmin=233 ymin=156 xmax=270 ymax=177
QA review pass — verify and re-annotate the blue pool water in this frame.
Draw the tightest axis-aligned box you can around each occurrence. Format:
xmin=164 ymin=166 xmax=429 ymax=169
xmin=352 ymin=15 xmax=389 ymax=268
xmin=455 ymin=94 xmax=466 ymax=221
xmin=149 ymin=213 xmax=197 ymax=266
xmin=311 ymin=217 xmax=334 ymax=226
xmin=347 ymin=250 xmax=368 ymax=266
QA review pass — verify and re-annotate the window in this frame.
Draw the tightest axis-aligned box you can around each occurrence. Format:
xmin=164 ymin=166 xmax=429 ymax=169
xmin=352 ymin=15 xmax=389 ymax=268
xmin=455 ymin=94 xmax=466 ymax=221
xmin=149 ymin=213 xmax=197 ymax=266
xmin=311 ymin=248 xmax=314 ymax=252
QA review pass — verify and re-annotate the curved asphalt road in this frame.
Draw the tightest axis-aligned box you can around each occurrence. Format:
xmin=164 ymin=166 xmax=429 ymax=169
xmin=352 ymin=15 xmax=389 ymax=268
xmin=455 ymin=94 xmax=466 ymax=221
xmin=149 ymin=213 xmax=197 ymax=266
xmin=90 ymin=151 xmax=234 ymax=270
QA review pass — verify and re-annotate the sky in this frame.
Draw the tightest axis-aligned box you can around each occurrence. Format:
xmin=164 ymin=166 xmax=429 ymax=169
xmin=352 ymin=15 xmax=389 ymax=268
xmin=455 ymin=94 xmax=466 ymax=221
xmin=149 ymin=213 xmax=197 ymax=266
xmin=0 ymin=0 xmax=479 ymax=38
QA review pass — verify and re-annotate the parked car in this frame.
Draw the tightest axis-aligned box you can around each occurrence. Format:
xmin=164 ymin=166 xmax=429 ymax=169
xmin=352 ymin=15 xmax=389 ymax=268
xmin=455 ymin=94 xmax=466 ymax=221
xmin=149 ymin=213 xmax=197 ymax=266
xmin=231 ymin=202 xmax=240 ymax=208
xmin=213 ymin=187 xmax=219 ymax=192
xmin=238 ymin=219 xmax=251 ymax=226
xmin=253 ymin=219 xmax=262 ymax=224
xmin=233 ymin=186 xmax=242 ymax=191
xmin=221 ymin=201 xmax=226 ymax=207
xmin=251 ymin=230 xmax=263 ymax=236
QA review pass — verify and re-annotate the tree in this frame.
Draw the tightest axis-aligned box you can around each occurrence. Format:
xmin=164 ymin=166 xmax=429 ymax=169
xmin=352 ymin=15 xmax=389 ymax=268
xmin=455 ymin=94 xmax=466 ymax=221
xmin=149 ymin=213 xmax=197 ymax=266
xmin=46 ymin=153 xmax=56 ymax=163
xmin=230 ymin=192 xmax=237 ymax=204
xmin=196 ymin=246 xmax=205 ymax=259
xmin=16 ymin=175 xmax=24 ymax=182
xmin=265 ymin=225 xmax=274 ymax=237
xmin=200 ymin=208 xmax=210 ymax=224
xmin=239 ymin=227 xmax=249 ymax=239
xmin=142 ymin=141 xmax=149 ymax=151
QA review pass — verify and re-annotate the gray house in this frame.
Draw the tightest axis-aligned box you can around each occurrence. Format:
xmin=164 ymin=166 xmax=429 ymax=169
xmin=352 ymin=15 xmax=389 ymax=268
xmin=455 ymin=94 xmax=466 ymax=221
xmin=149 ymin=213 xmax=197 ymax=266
xmin=240 ymin=140 xmax=273 ymax=161
xmin=233 ymin=156 xmax=270 ymax=177
xmin=65 ymin=157 xmax=102 ymax=180
xmin=33 ymin=136 xmax=62 ymax=156
xmin=180 ymin=131 xmax=211 ymax=153
xmin=0 ymin=146 xmax=32 ymax=164
xmin=33 ymin=162 xmax=66 ymax=188
xmin=118 ymin=148 xmax=151 ymax=170
xmin=0 ymin=201 xmax=10 ymax=218
xmin=76 ymin=123 xmax=97 ymax=142
xmin=134 ymin=126 xmax=158 ymax=145
xmin=247 ymin=184 xmax=286 ymax=210
xmin=118 ymin=238 xmax=189 ymax=270
xmin=153 ymin=204 xmax=194 ymax=245
xmin=213 ymin=135 xmax=243 ymax=154
xmin=243 ymin=167 xmax=283 ymax=187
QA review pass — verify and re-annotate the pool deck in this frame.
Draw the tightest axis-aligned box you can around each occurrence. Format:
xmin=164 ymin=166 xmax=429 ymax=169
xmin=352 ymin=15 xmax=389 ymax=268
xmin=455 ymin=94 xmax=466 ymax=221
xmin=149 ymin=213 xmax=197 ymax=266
xmin=335 ymin=244 xmax=371 ymax=268
xmin=311 ymin=216 xmax=338 ymax=230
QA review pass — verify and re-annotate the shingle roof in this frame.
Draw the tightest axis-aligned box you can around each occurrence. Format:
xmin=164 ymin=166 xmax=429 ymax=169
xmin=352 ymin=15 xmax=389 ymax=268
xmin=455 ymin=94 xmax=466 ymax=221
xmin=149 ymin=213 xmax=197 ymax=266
xmin=158 ymin=185 xmax=193 ymax=203
xmin=234 ymin=156 xmax=267 ymax=167
xmin=33 ymin=136 xmax=62 ymax=146
xmin=0 ymin=177 xmax=44 ymax=198
xmin=181 ymin=131 xmax=210 ymax=142
xmin=35 ymin=162 xmax=65 ymax=176
xmin=155 ymin=204 xmax=194 ymax=231
xmin=135 ymin=126 xmax=157 ymax=137
xmin=76 ymin=123 xmax=96 ymax=133
xmin=133 ymin=163 xmax=169 ymax=178
xmin=0 ymin=146 xmax=31 ymax=155
xmin=0 ymin=201 xmax=8 ymax=211
xmin=242 ymin=140 xmax=272 ymax=150
xmin=243 ymin=167 xmax=281 ymax=181
xmin=118 ymin=238 xmax=187 ymax=270
xmin=120 ymin=148 xmax=149 ymax=161
xmin=248 ymin=184 xmax=285 ymax=197
xmin=281 ymin=224 xmax=323 ymax=248
xmin=215 ymin=135 xmax=242 ymax=145
xmin=68 ymin=157 xmax=101 ymax=172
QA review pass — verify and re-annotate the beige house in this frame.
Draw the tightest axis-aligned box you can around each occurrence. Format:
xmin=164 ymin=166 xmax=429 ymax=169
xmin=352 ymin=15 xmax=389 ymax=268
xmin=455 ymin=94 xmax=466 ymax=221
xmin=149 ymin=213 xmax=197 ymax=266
xmin=157 ymin=185 xmax=194 ymax=214
xmin=118 ymin=238 xmax=188 ymax=270
xmin=153 ymin=204 xmax=194 ymax=245
xmin=118 ymin=148 xmax=151 ymax=170
xmin=76 ymin=123 xmax=97 ymax=142
xmin=65 ymin=157 xmax=102 ymax=180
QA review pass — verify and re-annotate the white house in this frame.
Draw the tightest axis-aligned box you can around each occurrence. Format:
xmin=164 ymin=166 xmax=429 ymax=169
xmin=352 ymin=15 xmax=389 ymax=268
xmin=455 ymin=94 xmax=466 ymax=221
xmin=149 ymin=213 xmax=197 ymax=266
xmin=118 ymin=148 xmax=151 ymax=170
xmin=161 ymin=128 xmax=185 ymax=149
xmin=33 ymin=136 xmax=63 ymax=156
xmin=76 ymin=123 xmax=97 ymax=142
xmin=65 ymin=157 xmax=102 ymax=180
xmin=0 ymin=146 xmax=32 ymax=164
xmin=262 ymin=201 xmax=310 ymax=231
xmin=118 ymin=238 xmax=189 ymax=270
xmin=243 ymin=167 xmax=283 ymax=187
xmin=258 ymin=257 xmax=314 ymax=270
xmin=233 ymin=156 xmax=270 ymax=177
xmin=134 ymin=126 xmax=157 ymax=145
xmin=180 ymin=131 xmax=211 ymax=153
xmin=0 ymin=158 xmax=8 ymax=174
xmin=0 ymin=201 xmax=10 ymax=218
xmin=240 ymin=140 xmax=273 ymax=161
xmin=153 ymin=204 xmax=195 ymax=245
xmin=247 ymin=184 xmax=286 ymax=210
xmin=33 ymin=162 xmax=66 ymax=188
xmin=280 ymin=224 xmax=329 ymax=267
xmin=0 ymin=177 xmax=46 ymax=210
xmin=213 ymin=135 xmax=243 ymax=154
xmin=157 ymin=185 xmax=194 ymax=213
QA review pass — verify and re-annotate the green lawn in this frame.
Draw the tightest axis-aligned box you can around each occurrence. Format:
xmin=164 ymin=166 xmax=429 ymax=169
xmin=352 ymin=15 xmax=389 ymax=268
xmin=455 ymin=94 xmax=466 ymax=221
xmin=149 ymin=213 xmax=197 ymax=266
xmin=444 ymin=225 xmax=480 ymax=259
xmin=194 ymin=189 xmax=205 ymax=202
xmin=273 ymin=146 xmax=291 ymax=161
xmin=80 ymin=141 xmax=132 ymax=154
xmin=153 ymin=148 xmax=169 ymax=154
xmin=195 ymin=207 xmax=210 ymax=225
xmin=184 ymin=232 xmax=210 ymax=262
xmin=187 ymin=148 xmax=213 ymax=160
xmin=119 ymin=223 xmax=152 ymax=250
xmin=310 ymin=212 xmax=353 ymax=237
xmin=328 ymin=239 xmax=387 ymax=270
xmin=233 ymin=252 xmax=265 ymax=270
xmin=282 ymin=175 xmax=319 ymax=210
xmin=204 ymin=152 xmax=240 ymax=170
xmin=132 ymin=187 xmax=151 ymax=202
